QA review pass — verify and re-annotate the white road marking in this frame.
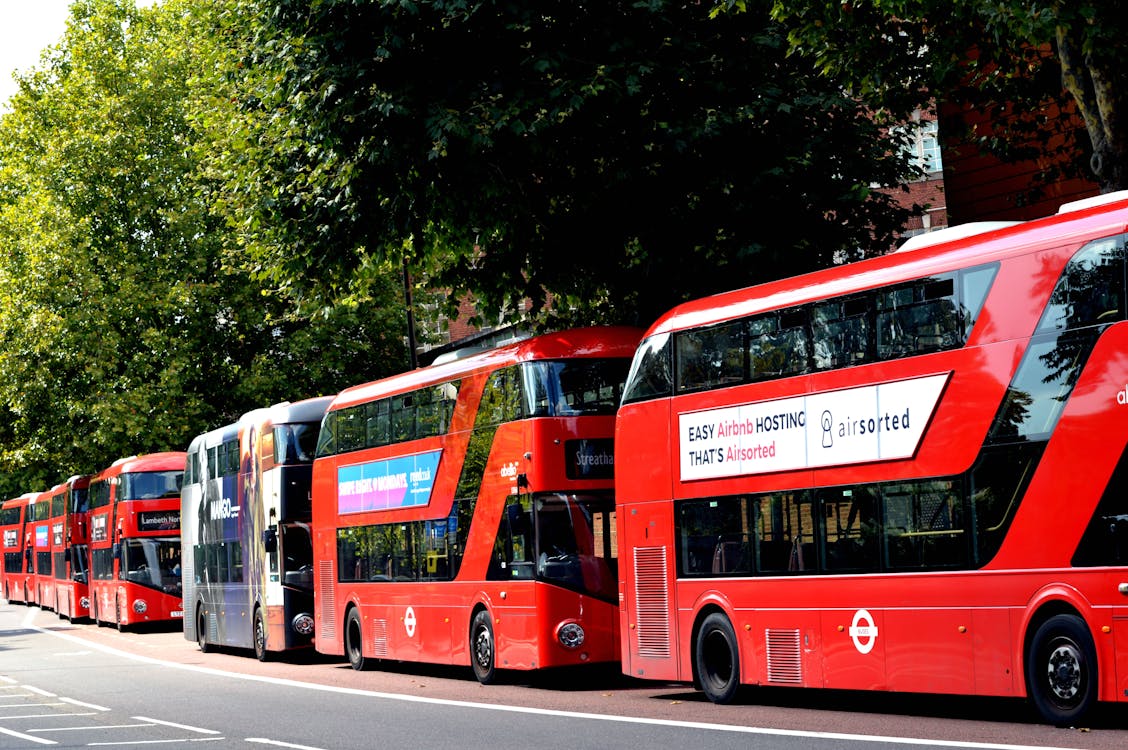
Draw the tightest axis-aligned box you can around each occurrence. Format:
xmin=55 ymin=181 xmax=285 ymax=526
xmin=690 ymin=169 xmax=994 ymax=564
xmin=132 ymin=717 xmax=221 ymax=735
xmin=0 ymin=725 xmax=56 ymax=745
xmin=246 ymin=739 xmax=327 ymax=750
xmin=59 ymin=696 xmax=112 ymax=711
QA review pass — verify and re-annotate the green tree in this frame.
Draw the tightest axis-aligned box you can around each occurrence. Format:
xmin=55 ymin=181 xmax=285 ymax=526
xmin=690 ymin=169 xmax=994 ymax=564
xmin=765 ymin=1 xmax=1128 ymax=193
xmin=0 ymin=0 xmax=406 ymax=497
xmin=203 ymin=0 xmax=922 ymax=330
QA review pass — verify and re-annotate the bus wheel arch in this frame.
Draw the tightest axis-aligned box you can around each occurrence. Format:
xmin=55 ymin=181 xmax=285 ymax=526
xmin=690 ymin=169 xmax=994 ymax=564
xmin=344 ymin=605 xmax=368 ymax=671
xmin=693 ymin=606 xmax=742 ymax=704
xmin=469 ymin=606 xmax=497 ymax=685
xmin=1023 ymin=603 xmax=1098 ymax=726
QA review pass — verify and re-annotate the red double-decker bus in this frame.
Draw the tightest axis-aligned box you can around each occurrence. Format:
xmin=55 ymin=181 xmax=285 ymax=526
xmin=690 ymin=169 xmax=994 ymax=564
xmin=50 ymin=475 xmax=92 ymax=622
xmin=88 ymin=452 xmax=186 ymax=630
xmin=29 ymin=492 xmax=53 ymax=609
xmin=312 ymin=327 xmax=639 ymax=681
xmin=615 ymin=191 xmax=1128 ymax=725
xmin=0 ymin=492 xmax=38 ymax=604
xmin=32 ymin=485 xmax=64 ymax=612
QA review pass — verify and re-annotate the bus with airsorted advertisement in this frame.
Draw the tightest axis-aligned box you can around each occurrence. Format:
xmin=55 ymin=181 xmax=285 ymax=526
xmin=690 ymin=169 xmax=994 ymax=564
xmin=311 ymin=326 xmax=640 ymax=681
xmin=615 ymin=191 xmax=1128 ymax=725
xmin=183 ymin=396 xmax=332 ymax=660
xmin=88 ymin=452 xmax=186 ymax=630
xmin=0 ymin=492 xmax=38 ymax=604
xmin=51 ymin=475 xmax=92 ymax=622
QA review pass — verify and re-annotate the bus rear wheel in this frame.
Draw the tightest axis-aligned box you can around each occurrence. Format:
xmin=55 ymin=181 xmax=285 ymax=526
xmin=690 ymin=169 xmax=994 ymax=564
xmin=197 ymin=607 xmax=211 ymax=653
xmin=345 ymin=608 xmax=367 ymax=671
xmin=470 ymin=609 xmax=496 ymax=685
xmin=253 ymin=608 xmax=270 ymax=662
xmin=1026 ymin=614 xmax=1098 ymax=726
xmin=696 ymin=612 xmax=740 ymax=704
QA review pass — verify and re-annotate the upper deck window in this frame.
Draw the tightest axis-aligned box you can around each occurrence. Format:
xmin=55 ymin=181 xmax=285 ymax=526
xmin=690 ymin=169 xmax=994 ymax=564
xmin=639 ymin=263 xmax=997 ymax=401
xmin=120 ymin=470 xmax=183 ymax=501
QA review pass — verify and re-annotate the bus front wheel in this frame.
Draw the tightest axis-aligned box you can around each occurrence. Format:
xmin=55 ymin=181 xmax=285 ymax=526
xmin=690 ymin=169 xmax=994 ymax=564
xmin=696 ymin=612 xmax=741 ymax=704
xmin=470 ymin=609 xmax=496 ymax=684
xmin=345 ymin=608 xmax=368 ymax=671
xmin=1026 ymin=614 xmax=1098 ymax=726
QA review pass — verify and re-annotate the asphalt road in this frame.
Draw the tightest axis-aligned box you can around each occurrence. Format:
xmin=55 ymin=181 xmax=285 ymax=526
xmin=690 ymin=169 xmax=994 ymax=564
xmin=2 ymin=601 xmax=1126 ymax=750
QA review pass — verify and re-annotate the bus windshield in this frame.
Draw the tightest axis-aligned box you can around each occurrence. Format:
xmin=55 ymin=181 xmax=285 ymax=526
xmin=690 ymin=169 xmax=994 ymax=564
xmin=122 ymin=537 xmax=181 ymax=595
xmin=281 ymin=521 xmax=314 ymax=591
xmin=121 ymin=471 xmax=183 ymax=500
xmin=534 ymin=493 xmax=617 ymax=601
xmin=274 ymin=422 xmax=320 ymax=464
xmin=526 ymin=359 xmax=630 ymax=417
xmin=71 ymin=543 xmax=88 ymax=583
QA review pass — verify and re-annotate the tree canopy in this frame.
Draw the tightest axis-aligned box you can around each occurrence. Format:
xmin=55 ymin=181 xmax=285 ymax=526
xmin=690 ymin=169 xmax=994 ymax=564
xmin=766 ymin=0 xmax=1128 ymax=193
xmin=204 ymin=0 xmax=922 ymax=330
xmin=0 ymin=0 xmax=406 ymax=496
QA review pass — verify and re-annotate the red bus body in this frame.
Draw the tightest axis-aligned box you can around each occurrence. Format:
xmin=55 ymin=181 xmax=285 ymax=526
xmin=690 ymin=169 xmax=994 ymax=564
xmin=0 ymin=492 xmax=39 ymax=604
xmin=50 ymin=475 xmax=93 ymax=621
xmin=88 ymin=452 xmax=186 ymax=629
xmin=312 ymin=327 xmax=640 ymax=680
xmin=615 ymin=192 xmax=1128 ymax=725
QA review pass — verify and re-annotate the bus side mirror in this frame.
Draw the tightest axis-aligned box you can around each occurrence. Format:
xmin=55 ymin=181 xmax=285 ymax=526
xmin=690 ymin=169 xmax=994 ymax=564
xmin=112 ymin=543 xmax=121 ymax=561
xmin=263 ymin=528 xmax=277 ymax=553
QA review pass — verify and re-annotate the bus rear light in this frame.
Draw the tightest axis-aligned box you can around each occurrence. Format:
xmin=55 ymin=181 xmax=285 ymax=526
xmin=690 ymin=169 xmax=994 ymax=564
xmin=556 ymin=620 xmax=585 ymax=649
xmin=132 ymin=599 xmax=148 ymax=614
xmin=292 ymin=612 xmax=315 ymax=636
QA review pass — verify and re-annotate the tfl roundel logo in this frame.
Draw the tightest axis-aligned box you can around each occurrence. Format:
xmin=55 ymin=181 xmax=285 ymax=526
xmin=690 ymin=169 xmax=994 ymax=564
xmin=849 ymin=609 xmax=878 ymax=654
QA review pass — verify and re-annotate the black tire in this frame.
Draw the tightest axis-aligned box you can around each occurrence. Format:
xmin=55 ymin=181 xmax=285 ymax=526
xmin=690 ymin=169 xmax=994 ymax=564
xmin=696 ymin=612 xmax=741 ymax=704
xmin=470 ymin=609 xmax=496 ymax=684
xmin=1026 ymin=613 xmax=1098 ymax=726
xmin=253 ymin=608 xmax=270 ymax=662
xmin=345 ymin=608 xmax=367 ymax=671
xmin=197 ymin=606 xmax=211 ymax=653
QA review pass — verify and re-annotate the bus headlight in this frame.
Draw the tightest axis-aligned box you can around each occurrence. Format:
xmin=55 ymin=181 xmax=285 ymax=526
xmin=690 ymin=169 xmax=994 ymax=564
xmin=80 ymin=597 xmax=90 ymax=609
xmin=132 ymin=599 xmax=148 ymax=614
xmin=292 ymin=612 xmax=315 ymax=636
xmin=556 ymin=620 xmax=585 ymax=649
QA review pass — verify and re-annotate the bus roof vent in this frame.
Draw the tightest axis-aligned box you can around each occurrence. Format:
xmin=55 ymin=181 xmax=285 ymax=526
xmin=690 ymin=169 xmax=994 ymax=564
xmin=1057 ymin=190 xmax=1128 ymax=214
xmin=895 ymin=221 xmax=1022 ymax=252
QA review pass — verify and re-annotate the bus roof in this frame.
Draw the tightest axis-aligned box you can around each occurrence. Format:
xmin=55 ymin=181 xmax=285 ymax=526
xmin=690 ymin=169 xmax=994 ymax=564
xmin=2 ymin=492 xmax=41 ymax=507
xmin=328 ymin=326 xmax=642 ymax=411
xmin=187 ymin=396 xmax=335 ymax=453
xmin=265 ymin=395 xmax=334 ymax=425
xmin=93 ymin=451 xmax=187 ymax=479
xmin=643 ymin=191 xmax=1128 ymax=339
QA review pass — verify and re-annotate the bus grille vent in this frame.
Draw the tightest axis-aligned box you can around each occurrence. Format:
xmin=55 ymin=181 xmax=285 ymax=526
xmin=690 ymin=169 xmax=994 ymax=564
xmin=318 ymin=559 xmax=336 ymax=640
xmin=765 ymin=628 xmax=803 ymax=684
xmin=633 ymin=546 xmax=671 ymax=659
xmin=372 ymin=619 xmax=389 ymax=657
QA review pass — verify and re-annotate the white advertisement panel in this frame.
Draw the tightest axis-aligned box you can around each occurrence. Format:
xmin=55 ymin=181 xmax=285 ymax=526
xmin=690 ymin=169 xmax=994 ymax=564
xmin=679 ymin=372 xmax=949 ymax=481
